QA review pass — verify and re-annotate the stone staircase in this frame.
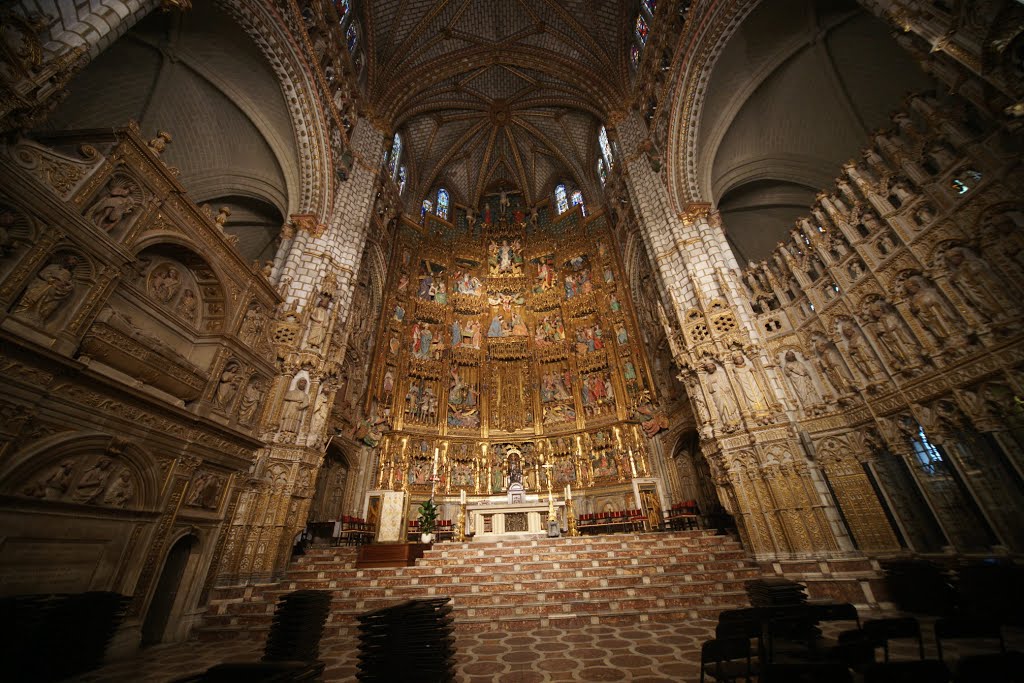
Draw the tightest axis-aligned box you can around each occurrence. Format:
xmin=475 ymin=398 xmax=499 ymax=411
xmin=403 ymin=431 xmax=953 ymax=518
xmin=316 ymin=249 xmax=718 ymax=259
xmin=198 ymin=530 xmax=758 ymax=641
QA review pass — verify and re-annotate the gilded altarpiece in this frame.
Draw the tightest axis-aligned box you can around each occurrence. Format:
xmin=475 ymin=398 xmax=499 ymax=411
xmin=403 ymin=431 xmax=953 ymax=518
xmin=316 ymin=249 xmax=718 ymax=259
xmin=369 ymin=200 xmax=661 ymax=498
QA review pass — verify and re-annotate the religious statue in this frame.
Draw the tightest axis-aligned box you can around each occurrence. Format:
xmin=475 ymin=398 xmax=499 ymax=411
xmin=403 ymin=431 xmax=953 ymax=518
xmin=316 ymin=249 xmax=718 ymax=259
xmin=102 ymin=470 xmax=134 ymax=508
xmin=782 ymin=350 xmax=821 ymax=408
xmin=943 ymin=246 xmax=1006 ymax=321
xmin=838 ymin=320 xmax=883 ymax=382
xmin=864 ymin=299 xmax=918 ymax=367
xmin=731 ymin=351 xmax=767 ymax=412
xmin=811 ymin=333 xmax=854 ymax=395
xmin=703 ymin=360 xmax=738 ymax=426
xmin=70 ymin=457 xmax=114 ymax=504
xmin=214 ymin=361 xmax=241 ymax=409
xmin=150 ymin=265 xmax=182 ymax=304
xmin=22 ymin=460 xmax=74 ymax=500
xmin=238 ymin=377 xmax=262 ymax=425
xmin=280 ymin=378 xmax=310 ymax=435
xmin=89 ymin=180 xmax=136 ymax=232
xmin=306 ymin=291 xmax=331 ymax=349
xmin=903 ymin=274 xmax=961 ymax=342
xmin=14 ymin=255 xmax=79 ymax=325
xmin=176 ymin=288 xmax=198 ymax=322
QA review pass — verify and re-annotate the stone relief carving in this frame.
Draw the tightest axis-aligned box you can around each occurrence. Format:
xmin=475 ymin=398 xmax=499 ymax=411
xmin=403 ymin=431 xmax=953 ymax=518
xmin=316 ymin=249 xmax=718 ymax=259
xmin=20 ymin=455 xmax=136 ymax=509
xmin=901 ymin=274 xmax=963 ymax=345
xmin=782 ymin=350 xmax=823 ymax=413
xmin=87 ymin=175 xmax=140 ymax=233
xmin=13 ymin=254 xmax=81 ymax=326
xmin=238 ymin=376 xmax=264 ymax=426
xmin=0 ymin=203 xmax=34 ymax=257
xmin=279 ymin=377 xmax=310 ymax=436
xmin=214 ymin=360 xmax=242 ymax=410
xmin=148 ymin=263 xmax=182 ymax=304
xmin=186 ymin=470 xmax=225 ymax=510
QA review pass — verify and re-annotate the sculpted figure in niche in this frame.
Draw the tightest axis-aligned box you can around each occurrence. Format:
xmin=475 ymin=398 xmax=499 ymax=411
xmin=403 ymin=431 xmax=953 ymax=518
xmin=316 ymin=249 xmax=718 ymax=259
xmin=22 ymin=460 xmax=75 ymax=500
xmin=215 ymin=361 xmax=241 ymax=409
xmin=703 ymin=360 xmax=738 ymax=426
xmin=864 ymin=299 xmax=918 ymax=366
xmin=731 ymin=351 xmax=767 ymax=412
xmin=782 ymin=351 xmax=821 ymax=408
xmin=280 ymin=378 xmax=310 ymax=435
xmin=150 ymin=265 xmax=182 ymax=304
xmin=903 ymin=274 xmax=961 ymax=342
xmin=944 ymin=246 xmax=1006 ymax=321
xmin=102 ymin=469 xmax=134 ymax=508
xmin=838 ymin=319 xmax=883 ymax=381
xmin=176 ymin=288 xmax=198 ymax=322
xmin=811 ymin=333 xmax=853 ymax=395
xmin=0 ymin=208 xmax=18 ymax=255
xmin=14 ymin=255 xmax=79 ymax=325
xmin=306 ymin=291 xmax=331 ymax=349
xmin=89 ymin=180 xmax=136 ymax=232
xmin=240 ymin=302 xmax=264 ymax=344
xmin=238 ymin=377 xmax=263 ymax=425
xmin=70 ymin=457 xmax=114 ymax=504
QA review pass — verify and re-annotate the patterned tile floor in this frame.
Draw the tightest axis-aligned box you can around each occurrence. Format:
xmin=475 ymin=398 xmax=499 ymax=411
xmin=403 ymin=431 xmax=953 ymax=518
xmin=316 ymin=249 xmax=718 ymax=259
xmin=75 ymin=614 xmax=1024 ymax=682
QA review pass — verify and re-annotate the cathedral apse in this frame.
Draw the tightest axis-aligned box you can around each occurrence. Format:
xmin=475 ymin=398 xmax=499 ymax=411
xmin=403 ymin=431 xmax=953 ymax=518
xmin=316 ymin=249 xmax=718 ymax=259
xmin=366 ymin=190 xmax=668 ymax=505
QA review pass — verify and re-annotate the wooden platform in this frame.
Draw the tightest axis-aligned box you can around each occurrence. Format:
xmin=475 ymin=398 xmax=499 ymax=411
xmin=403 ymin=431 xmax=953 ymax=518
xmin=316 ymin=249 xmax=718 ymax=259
xmin=355 ymin=542 xmax=430 ymax=568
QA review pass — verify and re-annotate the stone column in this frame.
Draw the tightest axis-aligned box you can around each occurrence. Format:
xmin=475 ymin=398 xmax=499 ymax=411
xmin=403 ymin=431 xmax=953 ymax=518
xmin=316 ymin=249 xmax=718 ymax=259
xmin=219 ymin=118 xmax=389 ymax=584
xmin=614 ymin=110 xmax=846 ymax=559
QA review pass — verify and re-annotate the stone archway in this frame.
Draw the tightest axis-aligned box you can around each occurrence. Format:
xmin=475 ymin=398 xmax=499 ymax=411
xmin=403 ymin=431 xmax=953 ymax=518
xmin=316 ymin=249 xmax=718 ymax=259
xmin=141 ymin=533 xmax=199 ymax=646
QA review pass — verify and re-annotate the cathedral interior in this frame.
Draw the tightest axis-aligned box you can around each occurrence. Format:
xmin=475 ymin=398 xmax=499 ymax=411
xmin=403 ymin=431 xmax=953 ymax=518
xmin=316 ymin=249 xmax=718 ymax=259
xmin=1 ymin=0 xmax=1023 ymax=680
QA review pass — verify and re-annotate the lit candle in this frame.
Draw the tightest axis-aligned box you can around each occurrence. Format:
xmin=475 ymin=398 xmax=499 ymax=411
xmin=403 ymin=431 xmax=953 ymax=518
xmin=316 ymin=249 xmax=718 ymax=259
xmin=566 ymin=484 xmax=571 ymax=500
xmin=461 ymin=488 xmax=466 ymax=505
xmin=433 ymin=447 xmax=439 ymax=476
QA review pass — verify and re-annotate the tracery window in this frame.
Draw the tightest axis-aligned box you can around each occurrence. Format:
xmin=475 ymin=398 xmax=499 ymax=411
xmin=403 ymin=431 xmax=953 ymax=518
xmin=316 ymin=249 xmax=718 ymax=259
xmin=421 ymin=200 xmax=433 ymax=222
xmin=597 ymin=158 xmax=608 ymax=186
xmin=643 ymin=0 xmax=657 ymax=14
xmin=913 ymin=426 xmax=944 ymax=476
xmin=436 ymin=188 xmax=450 ymax=220
xmin=630 ymin=44 xmax=641 ymax=68
xmin=346 ymin=23 xmax=358 ymax=52
xmin=570 ymin=190 xmax=586 ymax=216
xmin=334 ymin=0 xmax=350 ymax=23
xmin=398 ymin=166 xmax=407 ymax=195
xmin=599 ymin=126 xmax=614 ymax=168
xmin=554 ymin=184 xmax=569 ymax=214
xmin=635 ymin=15 xmax=649 ymax=45
xmin=388 ymin=133 xmax=402 ymax=178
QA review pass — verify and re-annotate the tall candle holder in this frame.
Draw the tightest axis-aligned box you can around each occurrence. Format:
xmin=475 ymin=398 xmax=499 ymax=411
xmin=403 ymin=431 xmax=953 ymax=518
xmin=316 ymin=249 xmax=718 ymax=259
xmin=566 ymin=496 xmax=579 ymax=537
xmin=542 ymin=463 xmax=555 ymax=523
xmin=455 ymin=503 xmax=467 ymax=542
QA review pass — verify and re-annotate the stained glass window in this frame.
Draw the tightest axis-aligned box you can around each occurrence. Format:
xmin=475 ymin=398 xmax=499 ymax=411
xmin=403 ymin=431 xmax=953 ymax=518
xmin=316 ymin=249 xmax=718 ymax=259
xmin=398 ymin=166 xmax=407 ymax=195
xmin=570 ymin=190 xmax=586 ymax=216
xmin=642 ymin=0 xmax=657 ymax=16
xmin=630 ymin=44 xmax=641 ymax=68
xmin=388 ymin=133 xmax=401 ymax=178
xmin=598 ymin=126 xmax=614 ymax=166
xmin=346 ymin=23 xmax=358 ymax=52
xmin=421 ymin=200 xmax=433 ymax=222
xmin=334 ymin=0 xmax=350 ymax=23
xmin=554 ymin=184 xmax=569 ymax=214
xmin=597 ymin=158 xmax=608 ymax=186
xmin=436 ymin=188 xmax=450 ymax=220
xmin=635 ymin=15 xmax=649 ymax=44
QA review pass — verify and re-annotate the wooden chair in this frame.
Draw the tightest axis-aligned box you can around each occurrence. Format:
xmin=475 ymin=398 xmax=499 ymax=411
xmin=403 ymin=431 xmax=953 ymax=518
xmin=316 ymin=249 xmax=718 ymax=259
xmin=863 ymin=660 xmax=951 ymax=683
xmin=700 ymin=638 xmax=753 ymax=683
xmin=862 ymin=617 xmax=924 ymax=661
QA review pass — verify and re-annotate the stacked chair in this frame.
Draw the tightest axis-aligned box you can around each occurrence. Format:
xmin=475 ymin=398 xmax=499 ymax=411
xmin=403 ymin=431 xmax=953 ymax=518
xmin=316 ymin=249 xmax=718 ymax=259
xmin=176 ymin=589 xmax=331 ymax=682
xmin=2 ymin=591 xmax=131 ymax=682
xmin=356 ymin=597 xmax=456 ymax=682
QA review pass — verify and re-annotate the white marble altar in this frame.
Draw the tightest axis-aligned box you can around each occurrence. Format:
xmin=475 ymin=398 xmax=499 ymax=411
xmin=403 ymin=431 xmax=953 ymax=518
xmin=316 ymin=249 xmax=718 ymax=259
xmin=467 ymin=499 xmax=565 ymax=540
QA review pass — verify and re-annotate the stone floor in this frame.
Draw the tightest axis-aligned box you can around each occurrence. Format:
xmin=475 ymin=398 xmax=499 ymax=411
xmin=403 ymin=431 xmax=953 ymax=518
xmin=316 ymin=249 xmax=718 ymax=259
xmin=75 ymin=614 xmax=1024 ymax=682
xmin=77 ymin=618 xmax=715 ymax=682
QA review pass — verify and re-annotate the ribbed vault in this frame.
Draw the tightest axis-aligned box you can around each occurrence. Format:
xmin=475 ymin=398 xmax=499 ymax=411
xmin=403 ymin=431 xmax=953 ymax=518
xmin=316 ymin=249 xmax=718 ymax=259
xmin=362 ymin=0 xmax=631 ymax=207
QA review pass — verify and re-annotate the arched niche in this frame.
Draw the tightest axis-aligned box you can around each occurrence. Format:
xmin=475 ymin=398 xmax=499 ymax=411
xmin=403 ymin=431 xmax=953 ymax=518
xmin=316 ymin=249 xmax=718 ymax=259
xmin=0 ymin=432 xmax=166 ymax=597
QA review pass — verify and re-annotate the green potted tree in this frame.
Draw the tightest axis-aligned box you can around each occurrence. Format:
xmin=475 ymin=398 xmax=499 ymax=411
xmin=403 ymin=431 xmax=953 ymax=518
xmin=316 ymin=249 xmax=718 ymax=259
xmin=417 ymin=498 xmax=438 ymax=544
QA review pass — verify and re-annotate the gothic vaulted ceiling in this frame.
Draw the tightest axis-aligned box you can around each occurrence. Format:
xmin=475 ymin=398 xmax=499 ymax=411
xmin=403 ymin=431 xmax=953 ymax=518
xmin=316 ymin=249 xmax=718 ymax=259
xmin=361 ymin=0 xmax=631 ymax=209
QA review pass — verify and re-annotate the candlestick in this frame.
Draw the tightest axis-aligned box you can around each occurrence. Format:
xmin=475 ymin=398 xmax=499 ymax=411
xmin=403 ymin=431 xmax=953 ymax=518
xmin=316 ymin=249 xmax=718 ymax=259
xmin=432 ymin=447 xmax=439 ymax=477
xmin=460 ymin=488 xmax=466 ymax=505
xmin=566 ymin=484 xmax=572 ymax=500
